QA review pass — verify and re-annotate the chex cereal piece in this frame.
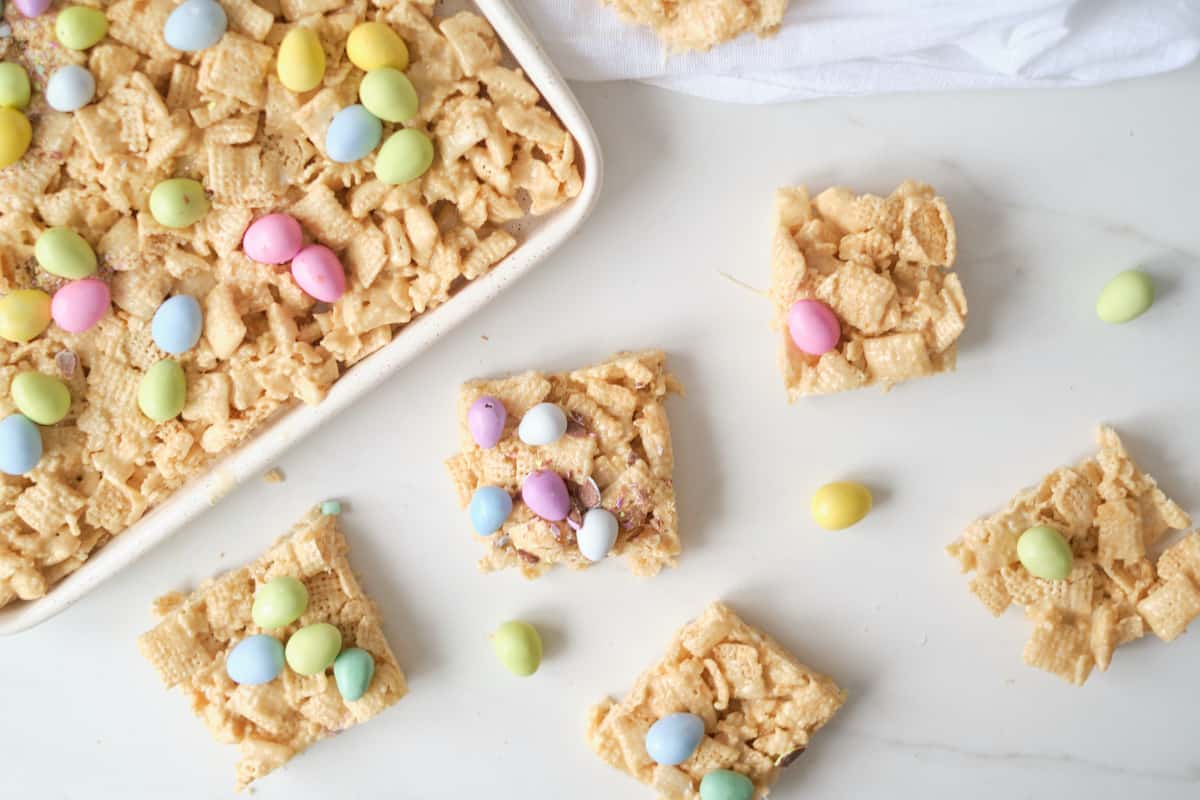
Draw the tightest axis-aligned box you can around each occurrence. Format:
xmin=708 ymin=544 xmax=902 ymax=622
xmin=137 ymin=509 xmax=406 ymax=789
xmin=599 ymin=0 xmax=788 ymax=53
xmin=947 ymin=426 xmax=1195 ymax=686
xmin=445 ymin=350 xmax=683 ymax=578
xmin=770 ymin=181 xmax=967 ymax=400
xmin=586 ymin=602 xmax=845 ymax=798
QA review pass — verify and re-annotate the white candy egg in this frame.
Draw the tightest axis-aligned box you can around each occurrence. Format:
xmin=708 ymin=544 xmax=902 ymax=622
xmin=517 ymin=402 xmax=567 ymax=446
xmin=577 ymin=508 xmax=618 ymax=562
xmin=45 ymin=65 xmax=95 ymax=112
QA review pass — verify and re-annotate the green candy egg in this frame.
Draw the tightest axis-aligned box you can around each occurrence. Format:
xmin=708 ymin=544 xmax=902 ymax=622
xmin=359 ymin=67 xmax=419 ymax=123
xmin=490 ymin=620 xmax=542 ymax=677
xmin=251 ymin=576 xmax=308 ymax=629
xmin=699 ymin=770 xmax=754 ymax=800
xmin=137 ymin=359 xmax=186 ymax=422
xmin=56 ymin=6 xmax=109 ymax=51
xmin=1017 ymin=525 xmax=1073 ymax=580
xmin=149 ymin=178 xmax=210 ymax=228
xmin=285 ymin=623 xmax=342 ymax=676
xmin=375 ymin=128 xmax=433 ymax=185
xmin=0 ymin=63 xmax=32 ymax=110
xmin=333 ymin=647 xmax=375 ymax=701
xmin=1096 ymin=269 xmax=1154 ymax=324
xmin=35 ymin=227 xmax=97 ymax=279
xmin=11 ymin=371 xmax=71 ymax=426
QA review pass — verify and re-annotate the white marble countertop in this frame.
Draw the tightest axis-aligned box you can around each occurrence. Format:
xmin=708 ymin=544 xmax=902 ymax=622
xmin=5 ymin=64 xmax=1200 ymax=799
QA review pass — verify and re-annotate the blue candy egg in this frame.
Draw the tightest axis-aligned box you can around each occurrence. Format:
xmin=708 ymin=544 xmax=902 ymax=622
xmin=645 ymin=712 xmax=705 ymax=765
xmin=469 ymin=485 xmax=512 ymax=536
xmin=325 ymin=104 xmax=383 ymax=163
xmin=163 ymin=0 xmax=228 ymax=52
xmin=0 ymin=414 xmax=42 ymax=475
xmin=151 ymin=294 xmax=203 ymax=355
xmin=226 ymin=634 xmax=285 ymax=685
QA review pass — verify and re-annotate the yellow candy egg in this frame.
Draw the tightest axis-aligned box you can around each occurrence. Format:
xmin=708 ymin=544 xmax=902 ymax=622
xmin=810 ymin=481 xmax=872 ymax=530
xmin=0 ymin=106 xmax=32 ymax=169
xmin=0 ymin=289 xmax=52 ymax=343
xmin=277 ymin=27 xmax=325 ymax=93
xmin=346 ymin=22 xmax=408 ymax=72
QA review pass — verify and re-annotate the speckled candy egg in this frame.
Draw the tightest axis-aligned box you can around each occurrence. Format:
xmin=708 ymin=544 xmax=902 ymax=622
xmin=521 ymin=469 xmax=569 ymax=521
xmin=325 ymin=104 xmax=382 ymax=164
xmin=467 ymin=395 xmax=506 ymax=448
xmin=243 ymin=213 xmax=304 ymax=264
xmin=645 ymin=712 xmax=705 ymax=765
xmin=151 ymin=294 xmax=203 ymax=354
xmin=163 ymin=0 xmax=227 ymax=52
xmin=290 ymin=244 xmax=346 ymax=302
xmin=226 ymin=635 xmax=285 ymax=685
xmin=518 ymin=402 xmax=567 ymax=446
xmin=51 ymin=278 xmax=110 ymax=333
xmin=0 ymin=414 xmax=42 ymax=476
xmin=45 ymin=65 xmax=95 ymax=113
xmin=787 ymin=299 xmax=840 ymax=356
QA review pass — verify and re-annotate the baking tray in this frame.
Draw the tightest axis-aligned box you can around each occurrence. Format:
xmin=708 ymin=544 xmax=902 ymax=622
xmin=0 ymin=0 xmax=602 ymax=634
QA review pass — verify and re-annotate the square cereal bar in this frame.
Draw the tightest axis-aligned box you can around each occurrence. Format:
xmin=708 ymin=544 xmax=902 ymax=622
xmin=586 ymin=602 xmax=845 ymax=799
xmin=445 ymin=350 xmax=683 ymax=578
xmin=599 ymin=0 xmax=789 ymax=52
xmin=137 ymin=509 xmax=406 ymax=789
xmin=947 ymin=426 xmax=1195 ymax=685
xmin=770 ymin=181 xmax=967 ymax=400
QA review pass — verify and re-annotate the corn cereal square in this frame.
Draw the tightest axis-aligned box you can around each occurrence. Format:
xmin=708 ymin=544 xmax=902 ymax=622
xmin=599 ymin=0 xmax=789 ymax=53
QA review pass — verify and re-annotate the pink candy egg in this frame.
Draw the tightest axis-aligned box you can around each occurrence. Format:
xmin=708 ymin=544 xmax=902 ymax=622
xmin=52 ymin=278 xmax=110 ymax=333
xmin=290 ymin=244 xmax=346 ymax=302
xmin=521 ymin=469 xmax=569 ymax=521
xmin=13 ymin=0 xmax=52 ymax=18
xmin=243 ymin=213 xmax=304 ymax=264
xmin=468 ymin=395 xmax=506 ymax=449
xmin=787 ymin=299 xmax=841 ymax=356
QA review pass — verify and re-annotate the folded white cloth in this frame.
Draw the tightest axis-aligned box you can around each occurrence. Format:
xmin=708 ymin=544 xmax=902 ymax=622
xmin=517 ymin=0 xmax=1200 ymax=102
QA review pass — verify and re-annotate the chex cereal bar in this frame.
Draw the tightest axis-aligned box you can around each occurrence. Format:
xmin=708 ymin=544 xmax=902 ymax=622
xmin=599 ymin=0 xmax=788 ymax=53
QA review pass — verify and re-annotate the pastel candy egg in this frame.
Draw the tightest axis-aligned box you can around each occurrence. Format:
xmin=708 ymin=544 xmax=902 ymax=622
xmin=0 ymin=63 xmax=32 ymax=109
xmin=0 ymin=415 xmax=42 ymax=476
xmin=359 ymin=67 xmax=419 ymax=123
xmin=699 ymin=770 xmax=754 ymax=800
xmin=35 ymin=227 xmax=97 ymax=279
xmin=320 ymin=499 xmax=342 ymax=516
xmin=645 ymin=713 xmax=705 ymax=765
xmin=375 ymin=128 xmax=433 ymax=185
xmin=0 ymin=106 xmax=32 ymax=168
xmin=0 ymin=289 xmax=52 ymax=342
xmin=333 ymin=647 xmax=375 ymax=701
xmin=467 ymin=395 xmax=506 ymax=448
xmin=1017 ymin=525 xmax=1073 ymax=580
xmin=56 ymin=6 xmax=108 ymax=50
xmin=163 ymin=0 xmax=227 ymax=52
xmin=810 ymin=480 xmax=872 ymax=531
xmin=1096 ymin=269 xmax=1154 ymax=324
xmin=252 ymin=576 xmax=308 ymax=628
xmin=150 ymin=178 xmax=209 ymax=228
xmin=277 ymin=26 xmax=326 ymax=93
xmin=226 ymin=635 xmax=285 ymax=685
xmin=285 ymin=622 xmax=342 ymax=676
xmin=138 ymin=359 xmax=186 ymax=422
xmin=151 ymin=294 xmax=203 ymax=354
xmin=577 ymin=508 xmax=618 ymax=562
xmin=51 ymin=278 xmax=109 ymax=333
xmin=787 ymin=299 xmax=840 ymax=355
xmin=13 ymin=0 xmax=53 ymax=18
xmin=326 ymin=104 xmax=382 ymax=164
xmin=243 ymin=213 xmax=303 ymax=264
xmin=346 ymin=21 xmax=409 ymax=72
xmin=44 ymin=64 xmax=95 ymax=112
xmin=521 ymin=469 xmax=569 ymax=521
xmin=491 ymin=620 xmax=542 ymax=677
xmin=291 ymin=244 xmax=346 ymax=302
xmin=518 ymin=402 xmax=567 ymax=446
xmin=469 ymin=486 xmax=512 ymax=536
xmin=11 ymin=371 xmax=71 ymax=425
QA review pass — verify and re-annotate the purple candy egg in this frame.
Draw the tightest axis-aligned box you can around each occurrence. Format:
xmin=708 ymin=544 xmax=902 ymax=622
xmin=521 ymin=469 xmax=569 ymax=521
xmin=468 ymin=395 xmax=506 ymax=449
xmin=14 ymin=0 xmax=53 ymax=18
xmin=787 ymin=299 xmax=841 ymax=356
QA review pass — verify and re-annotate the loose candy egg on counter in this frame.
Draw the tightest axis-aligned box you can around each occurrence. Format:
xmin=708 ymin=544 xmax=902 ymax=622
xmin=490 ymin=620 xmax=542 ymax=677
xmin=11 ymin=371 xmax=71 ymax=425
xmin=577 ymin=508 xmax=618 ymax=562
xmin=0 ymin=288 xmax=52 ymax=342
xmin=325 ymin=104 xmax=382 ymax=163
xmin=13 ymin=0 xmax=52 ymax=18
xmin=518 ymin=402 xmax=567 ymax=446
xmin=0 ymin=106 xmax=32 ymax=168
xmin=277 ymin=26 xmax=326 ymax=93
xmin=226 ymin=634 xmax=285 ymax=685
xmin=1096 ymin=269 xmax=1154 ymax=324
xmin=521 ymin=469 xmax=570 ymax=521
xmin=346 ymin=21 xmax=409 ymax=72
xmin=251 ymin=576 xmax=308 ymax=629
xmin=35 ymin=227 xmax=97 ymax=279
xmin=359 ymin=67 xmax=418 ymax=123
xmin=0 ymin=414 xmax=42 ymax=476
xmin=645 ymin=712 xmax=705 ymax=765
xmin=149 ymin=178 xmax=209 ymax=228
xmin=699 ymin=770 xmax=755 ymax=800
xmin=467 ymin=395 xmax=506 ymax=448
xmin=333 ymin=647 xmax=375 ymax=702
xmin=290 ymin=244 xmax=346 ymax=302
xmin=56 ymin=6 xmax=108 ymax=50
xmin=469 ymin=486 xmax=512 ymax=536
xmin=285 ymin=622 xmax=342 ymax=676
xmin=1017 ymin=525 xmax=1073 ymax=580
xmin=0 ymin=63 xmax=31 ymax=109
xmin=375 ymin=128 xmax=433 ymax=185
xmin=787 ymin=298 xmax=840 ymax=356
xmin=151 ymin=294 xmax=203 ymax=354
xmin=51 ymin=278 xmax=109 ymax=333
xmin=163 ymin=0 xmax=227 ymax=52
xmin=138 ymin=358 xmax=186 ymax=422
xmin=810 ymin=480 xmax=872 ymax=531
xmin=44 ymin=64 xmax=95 ymax=112
xmin=243 ymin=213 xmax=304 ymax=264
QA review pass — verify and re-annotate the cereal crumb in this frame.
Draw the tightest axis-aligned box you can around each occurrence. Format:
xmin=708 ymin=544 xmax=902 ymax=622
xmin=600 ymin=0 xmax=788 ymax=52
xmin=263 ymin=468 xmax=285 ymax=484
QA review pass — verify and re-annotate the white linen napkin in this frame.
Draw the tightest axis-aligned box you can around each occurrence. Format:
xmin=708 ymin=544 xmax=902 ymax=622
xmin=516 ymin=0 xmax=1200 ymax=102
